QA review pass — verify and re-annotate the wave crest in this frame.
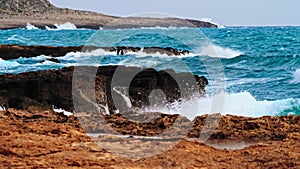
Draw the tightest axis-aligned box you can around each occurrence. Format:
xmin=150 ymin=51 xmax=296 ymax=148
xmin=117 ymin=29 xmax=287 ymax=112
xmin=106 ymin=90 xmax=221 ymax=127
xmin=142 ymin=92 xmax=300 ymax=119
xmin=197 ymin=43 xmax=243 ymax=59
xmin=291 ymin=69 xmax=300 ymax=84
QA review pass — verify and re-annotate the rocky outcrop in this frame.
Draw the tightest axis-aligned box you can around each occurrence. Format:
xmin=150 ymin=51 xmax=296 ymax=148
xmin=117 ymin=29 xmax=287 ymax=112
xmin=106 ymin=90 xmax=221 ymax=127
xmin=0 ymin=0 xmax=218 ymax=29
xmin=0 ymin=44 xmax=191 ymax=60
xmin=0 ymin=66 xmax=208 ymax=114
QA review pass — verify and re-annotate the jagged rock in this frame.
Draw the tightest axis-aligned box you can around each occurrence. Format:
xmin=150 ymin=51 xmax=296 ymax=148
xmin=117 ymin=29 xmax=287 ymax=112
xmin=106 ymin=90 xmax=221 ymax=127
xmin=0 ymin=66 xmax=208 ymax=114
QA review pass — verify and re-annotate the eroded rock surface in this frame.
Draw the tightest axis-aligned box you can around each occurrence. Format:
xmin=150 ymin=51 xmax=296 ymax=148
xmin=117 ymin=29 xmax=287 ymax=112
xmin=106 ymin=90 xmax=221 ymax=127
xmin=1 ymin=109 xmax=299 ymax=168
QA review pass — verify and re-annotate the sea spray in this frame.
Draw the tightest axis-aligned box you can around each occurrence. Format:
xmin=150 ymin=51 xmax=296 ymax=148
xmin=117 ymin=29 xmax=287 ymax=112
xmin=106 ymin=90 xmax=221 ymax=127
xmin=141 ymin=92 xmax=300 ymax=119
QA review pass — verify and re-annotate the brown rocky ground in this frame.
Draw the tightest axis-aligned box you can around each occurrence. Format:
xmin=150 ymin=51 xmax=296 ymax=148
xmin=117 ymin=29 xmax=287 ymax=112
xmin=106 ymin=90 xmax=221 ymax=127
xmin=1 ymin=108 xmax=299 ymax=168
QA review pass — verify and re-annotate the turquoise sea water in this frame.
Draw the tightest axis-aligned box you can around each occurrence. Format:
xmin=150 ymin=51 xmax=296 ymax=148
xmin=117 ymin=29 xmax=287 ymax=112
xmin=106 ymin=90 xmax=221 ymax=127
xmin=0 ymin=26 xmax=299 ymax=116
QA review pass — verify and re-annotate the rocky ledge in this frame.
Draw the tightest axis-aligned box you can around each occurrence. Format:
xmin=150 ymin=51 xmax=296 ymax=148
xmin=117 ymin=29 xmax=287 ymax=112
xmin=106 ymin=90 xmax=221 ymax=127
xmin=0 ymin=44 xmax=191 ymax=60
xmin=0 ymin=0 xmax=218 ymax=29
xmin=1 ymin=108 xmax=299 ymax=168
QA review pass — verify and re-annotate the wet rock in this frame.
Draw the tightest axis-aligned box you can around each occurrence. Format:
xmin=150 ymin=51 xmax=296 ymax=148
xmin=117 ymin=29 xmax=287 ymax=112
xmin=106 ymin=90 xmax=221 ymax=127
xmin=0 ymin=66 xmax=208 ymax=114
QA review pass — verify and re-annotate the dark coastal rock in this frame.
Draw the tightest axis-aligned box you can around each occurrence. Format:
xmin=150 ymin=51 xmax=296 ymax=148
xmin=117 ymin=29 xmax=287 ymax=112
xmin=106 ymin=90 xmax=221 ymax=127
xmin=0 ymin=66 xmax=208 ymax=114
xmin=39 ymin=58 xmax=61 ymax=64
xmin=0 ymin=44 xmax=192 ymax=60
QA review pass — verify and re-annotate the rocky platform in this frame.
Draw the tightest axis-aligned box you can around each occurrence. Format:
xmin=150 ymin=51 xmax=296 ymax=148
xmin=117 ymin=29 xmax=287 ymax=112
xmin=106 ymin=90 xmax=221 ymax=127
xmin=0 ymin=0 xmax=218 ymax=29
xmin=0 ymin=44 xmax=191 ymax=60
xmin=1 ymin=108 xmax=299 ymax=168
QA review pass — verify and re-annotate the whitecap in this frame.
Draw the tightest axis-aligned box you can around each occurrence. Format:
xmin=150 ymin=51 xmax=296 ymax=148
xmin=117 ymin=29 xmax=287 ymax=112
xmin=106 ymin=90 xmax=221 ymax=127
xmin=197 ymin=43 xmax=243 ymax=59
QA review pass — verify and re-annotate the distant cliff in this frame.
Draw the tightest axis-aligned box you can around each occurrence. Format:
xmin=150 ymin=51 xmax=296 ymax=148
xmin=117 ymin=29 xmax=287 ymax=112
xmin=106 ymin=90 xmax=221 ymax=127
xmin=0 ymin=0 xmax=218 ymax=29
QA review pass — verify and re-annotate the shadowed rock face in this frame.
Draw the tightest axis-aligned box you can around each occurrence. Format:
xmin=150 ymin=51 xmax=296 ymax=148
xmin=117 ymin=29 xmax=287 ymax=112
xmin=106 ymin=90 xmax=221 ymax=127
xmin=0 ymin=66 xmax=208 ymax=114
xmin=0 ymin=45 xmax=191 ymax=60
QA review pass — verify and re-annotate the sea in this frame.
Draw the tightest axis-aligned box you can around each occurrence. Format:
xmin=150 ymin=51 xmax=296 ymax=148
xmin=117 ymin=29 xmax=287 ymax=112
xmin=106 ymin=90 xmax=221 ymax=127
xmin=0 ymin=23 xmax=299 ymax=117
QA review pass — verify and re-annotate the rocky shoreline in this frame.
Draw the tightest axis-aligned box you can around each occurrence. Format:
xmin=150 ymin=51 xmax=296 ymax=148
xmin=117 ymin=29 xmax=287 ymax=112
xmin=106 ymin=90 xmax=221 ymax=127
xmin=0 ymin=0 xmax=218 ymax=29
xmin=0 ymin=44 xmax=191 ymax=60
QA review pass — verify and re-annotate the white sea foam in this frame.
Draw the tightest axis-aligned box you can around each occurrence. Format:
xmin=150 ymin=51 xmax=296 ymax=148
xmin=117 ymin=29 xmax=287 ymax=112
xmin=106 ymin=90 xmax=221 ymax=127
xmin=0 ymin=105 xmax=6 ymax=111
xmin=291 ymin=69 xmax=300 ymax=84
xmin=52 ymin=106 xmax=73 ymax=116
xmin=197 ymin=43 xmax=243 ymax=59
xmin=46 ymin=22 xmax=77 ymax=30
xmin=26 ymin=23 xmax=39 ymax=30
xmin=200 ymin=18 xmax=225 ymax=28
xmin=142 ymin=91 xmax=299 ymax=120
xmin=113 ymin=87 xmax=132 ymax=108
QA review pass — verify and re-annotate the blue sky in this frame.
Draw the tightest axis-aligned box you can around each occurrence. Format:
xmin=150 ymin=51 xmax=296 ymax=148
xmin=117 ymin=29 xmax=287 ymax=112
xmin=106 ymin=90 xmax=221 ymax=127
xmin=49 ymin=0 xmax=300 ymax=26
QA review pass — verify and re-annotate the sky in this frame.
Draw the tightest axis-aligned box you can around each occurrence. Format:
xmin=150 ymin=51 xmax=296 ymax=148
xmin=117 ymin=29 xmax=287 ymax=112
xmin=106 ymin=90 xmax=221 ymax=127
xmin=49 ymin=0 xmax=300 ymax=26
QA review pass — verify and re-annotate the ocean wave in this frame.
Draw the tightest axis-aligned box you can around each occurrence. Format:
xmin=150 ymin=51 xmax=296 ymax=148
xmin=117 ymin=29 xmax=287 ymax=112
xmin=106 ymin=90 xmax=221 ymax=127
xmin=200 ymin=18 xmax=225 ymax=28
xmin=0 ymin=58 xmax=20 ymax=67
xmin=46 ymin=22 xmax=77 ymax=30
xmin=0 ymin=58 xmax=21 ymax=73
xmin=290 ymin=69 xmax=300 ymax=84
xmin=7 ymin=34 xmax=29 ymax=43
xmin=142 ymin=91 xmax=300 ymax=120
xmin=197 ymin=43 xmax=243 ymax=59
xmin=25 ymin=23 xmax=39 ymax=30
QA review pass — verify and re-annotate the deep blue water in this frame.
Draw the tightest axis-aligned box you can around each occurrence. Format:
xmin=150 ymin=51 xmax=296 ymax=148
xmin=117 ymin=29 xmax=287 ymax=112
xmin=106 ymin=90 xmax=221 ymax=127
xmin=0 ymin=26 xmax=299 ymax=116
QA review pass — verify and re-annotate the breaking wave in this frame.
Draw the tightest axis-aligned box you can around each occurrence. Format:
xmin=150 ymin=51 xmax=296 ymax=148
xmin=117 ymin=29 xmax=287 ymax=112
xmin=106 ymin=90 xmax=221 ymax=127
xmin=197 ymin=43 xmax=243 ymax=59
xmin=26 ymin=23 xmax=39 ymax=30
xmin=46 ymin=22 xmax=77 ymax=30
xmin=142 ymin=91 xmax=300 ymax=120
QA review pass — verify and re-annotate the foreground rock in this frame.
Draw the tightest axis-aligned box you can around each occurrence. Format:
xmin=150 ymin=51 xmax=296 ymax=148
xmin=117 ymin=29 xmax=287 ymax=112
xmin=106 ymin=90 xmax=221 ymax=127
xmin=0 ymin=109 xmax=299 ymax=168
xmin=0 ymin=44 xmax=191 ymax=60
xmin=0 ymin=0 xmax=217 ymax=29
xmin=0 ymin=66 xmax=208 ymax=113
